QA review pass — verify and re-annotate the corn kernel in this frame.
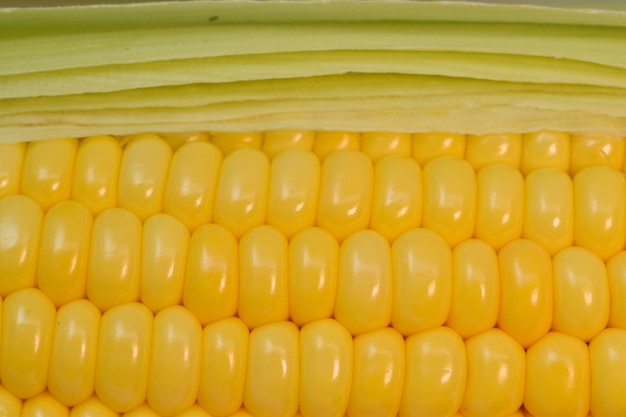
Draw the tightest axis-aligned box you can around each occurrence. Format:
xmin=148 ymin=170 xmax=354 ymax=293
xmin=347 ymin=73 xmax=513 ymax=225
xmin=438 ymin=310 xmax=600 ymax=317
xmin=0 ymin=142 xmax=25 ymax=199
xmin=262 ymin=131 xmax=315 ymax=159
xmin=182 ymin=224 xmax=238 ymax=326
xmin=198 ymin=317 xmax=248 ymax=417
xmin=607 ymin=250 xmax=626 ymax=329
xmin=401 ymin=326 xmax=466 ymax=417
xmin=313 ymin=132 xmax=360 ymax=161
xmin=570 ymin=133 xmax=624 ymax=175
xmin=411 ymin=133 xmax=465 ymax=166
xmin=71 ymin=136 xmax=122 ymax=216
xmin=0 ymin=384 xmax=22 ymax=416
xmin=361 ymin=132 xmax=412 ymax=162
xmin=244 ymin=321 xmax=299 ymax=417
xmin=21 ymin=391 xmax=69 ymax=417
xmin=69 ymin=395 xmax=119 ymax=417
xmin=391 ymin=228 xmax=452 ymax=336
xmin=370 ymin=155 xmax=422 ymax=242
xmin=521 ymin=131 xmax=570 ymax=175
xmin=335 ymin=229 xmax=392 ymax=336
xmin=465 ymin=134 xmax=522 ymax=171
xmin=589 ymin=328 xmax=626 ymax=417
xmin=163 ymin=141 xmax=222 ymax=231
xmin=211 ymin=132 xmax=263 ymax=155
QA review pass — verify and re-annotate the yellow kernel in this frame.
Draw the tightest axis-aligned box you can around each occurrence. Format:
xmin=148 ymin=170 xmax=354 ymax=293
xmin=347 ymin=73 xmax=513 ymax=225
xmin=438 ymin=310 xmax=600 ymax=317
xmin=391 ymin=228 xmax=452 ymax=336
xmin=213 ymin=148 xmax=270 ymax=239
xmin=262 ymin=130 xmax=315 ymax=159
xmin=523 ymin=168 xmax=573 ymax=255
xmin=238 ymin=225 xmax=289 ymax=329
xmin=525 ymin=332 xmax=590 ymax=417
xmin=570 ymin=133 xmax=624 ymax=175
xmin=349 ymin=327 xmax=405 ymax=417
xmin=21 ymin=391 xmax=69 ymax=417
xmin=21 ymin=138 xmax=78 ymax=211
xmin=0 ymin=142 xmax=25 ymax=199
xmin=361 ymin=132 xmax=412 ymax=162
xmin=0 ymin=195 xmax=43 ymax=298
xmin=48 ymin=299 xmax=100 ymax=406
xmin=182 ymin=224 xmax=238 ymax=326
xmin=244 ymin=321 xmax=299 ymax=417
xmin=401 ymin=326 xmax=466 ymax=417
xmin=370 ymin=155 xmax=422 ymax=242
xmin=95 ymin=303 xmax=153 ymax=413
xmin=123 ymin=403 xmax=160 ymax=417
xmin=0 ymin=384 xmax=22 ymax=416
xmin=69 ymin=395 xmax=119 ymax=417
xmin=462 ymin=329 xmax=525 ymax=417
xmin=521 ymin=131 xmax=570 ymax=175
xmin=87 ymin=208 xmax=141 ymax=312
xmin=422 ymin=156 xmax=476 ymax=247
xmin=71 ymin=135 xmax=122 ymax=216
xmin=474 ymin=163 xmax=524 ymax=250
xmin=37 ymin=201 xmax=92 ymax=307
xmin=118 ymin=134 xmax=172 ymax=221
xmin=1 ymin=288 xmax=55 ymax=399
xmin=299 ymin=318 xmax=353 ymax=417
xmin=163 ymin=141 xmax=223 ymax=231
xmin=267 ymin=149 xmax=321 ymax=239
xmin=140 ymin=214 xmax=189 ymax=313
xmin=211 ymin=132 xmax=262 ymax=155
xmin=316 ymin=150 xmax=373 ymax=242
xmin=607 ymin=251 xmax=626 ymax=329
xmin=335 ymin=229 xmax=392 ymax=336
xmin=498 ymin=239 xmax=552 ymax=348
xmin=447 ymin=239 xmax=499 ymax=339
xmin=411 ymin=132 xmax=465 ymax=166
xmin=573 ymin=166 xmax=626 ymax=261
xmin=589 ymin=328 xmax=626 ymax=417
xmin=288 ymin=227 xmax=339 ymax=327
xmin=198 ymin=317 xmax=249 ymax=417
xmin=465 ymin=133 xmax=522 ymax=171
xmin=147 ymin=306 xmax=202 ymax=417
xmin=313 ymin=131 xmax=360 ymax=161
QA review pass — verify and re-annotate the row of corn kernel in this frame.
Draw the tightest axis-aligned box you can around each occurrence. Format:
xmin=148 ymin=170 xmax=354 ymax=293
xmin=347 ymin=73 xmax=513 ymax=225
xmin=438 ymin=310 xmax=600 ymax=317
xmin=2 ymin=135 xmax=626 ymax=258
xmin=2 ymin=191 xmax=625 ymax=342
xmin=170 ymin=130 xmax=625 ymax=176
xmin=1 ymin=288 xmax=622 ymax=417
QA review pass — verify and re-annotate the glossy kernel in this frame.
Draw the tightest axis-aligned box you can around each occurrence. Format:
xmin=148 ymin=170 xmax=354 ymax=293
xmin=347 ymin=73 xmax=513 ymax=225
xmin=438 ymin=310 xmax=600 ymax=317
xmin=317 ymin=150 xmax=373 ymax=242
xmin=0 ymin=195 xmax=43 ymax=297
xmin=37 ymin=201 xmax=93 ymax=307
xmin=570 ymin=133 xmax=624 ymax=175
xmin=498 ymin=239 xmax=552 ymax=348
xmin=523 ymin=168 xmax=573 ymax=255
xmin=447 ymin=239 xmax=499 ymax=339
xmin=391 ymin=228 xmax=452 ymax=336
xmin=198 ymin=317 xmax=249 ymax=417
xmin=313 ymin=132 xmax=360 ymax=161
xmin=71 ymin=135 xmax=122 ymax=216
xmin=147 ymin=306 xmax=202 ymax=417
xmin=349 ymin=327 xmax=405 ymax=417
xmin=213 ymin=148 xmax=270 ymax=239
xmin=141 ymin=214 xmax=190 ymax=313
xmin=411 ymin=133 xmax=465 ymax=166
xmin=267 ymin=149 xmax=321 ymax=239
xmin=95 ymin=303 xmax=153 ymax=413
xmin=552 ymin=246 xmax=609 ymax=342
xmin=465 ymin=133 xmax=522 ymax=171
xmin=87 ymin=208 xmax=141 ymax=312
xmin=0 ymin=142 xmax=25 ymax=199
xmin=525 ymin=332 xmax=590 ymax=417
xmin=521 ymin=131 xmax=570 ymax=175
xmin=48 ymin=299 xmax=101 ymax=406
xmin=238 ymin=225 xmax=289 ymax=329
xmin=211 ymin=132 xmax=262 ymax=155
xmin=422 ymin=156 xmax=476 ymax=247
xmin=1 ymin=288 xmax=55 ymax=399
xmin=589 ymin=328 xmax=626 ymax=417
xmin=462 ymin=329 xmax=525 ymax=417
xmin=474 ymin=164 xmax=524 ymax=250
xmin=0 ymin=385 xmax=21 ymax=416
xmin=21 ymin=138 xmax=78 ymax=211
xmin=607 ymin=251 xmax=626 ymax=329
xmin=289 ymin=227 xmax=339 ymax=327
xmin=244 ymin=321 xmax=299 ymax=417
xmin=118 ymin=134 xmax=172 ymax=221
xmin=163 ymin=141 xmax=222 ymax=231
xmin=262 ymin=131 xmax=315 ymax=159
xmin=182 ymin=224 xmax=238 ymax=326
xmin=401 ymin=326 xmax=466 ymax=417
xmin=370 ymin=155 xmax=422 ymax=242
xmin=69 ymin=395 xmax=119 ymax=417
xmin=573 ymin=166 xmax=626 ymax=261
xmin=361 ymin=132 xmax=412 ymax=162
xmin=300 ymin=319 xmax=353 ymax=417
xmin=21 ymin=391 xmax=69 ymax=417
xmin=335 ymin=229 xmax=392 ymax=336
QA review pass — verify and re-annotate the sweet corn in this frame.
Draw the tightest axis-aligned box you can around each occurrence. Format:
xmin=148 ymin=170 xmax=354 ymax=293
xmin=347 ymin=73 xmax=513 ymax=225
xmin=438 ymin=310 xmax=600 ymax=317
xmin=1 ymin=131 xmax=626 ymax=417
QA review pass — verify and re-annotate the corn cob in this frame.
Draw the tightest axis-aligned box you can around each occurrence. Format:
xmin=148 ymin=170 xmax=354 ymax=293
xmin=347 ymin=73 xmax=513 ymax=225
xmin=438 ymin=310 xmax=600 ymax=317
xmin=1 ymin=131 xmax=626 ymax=417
